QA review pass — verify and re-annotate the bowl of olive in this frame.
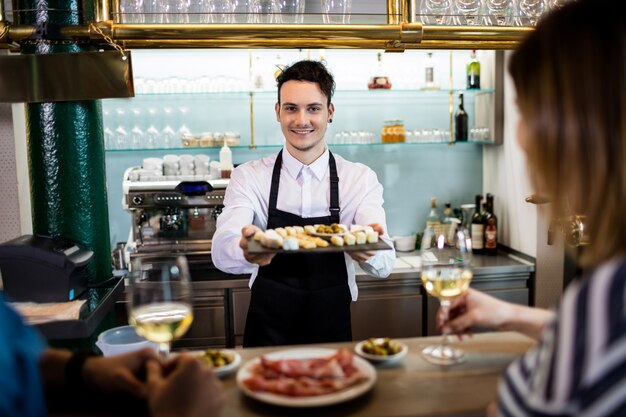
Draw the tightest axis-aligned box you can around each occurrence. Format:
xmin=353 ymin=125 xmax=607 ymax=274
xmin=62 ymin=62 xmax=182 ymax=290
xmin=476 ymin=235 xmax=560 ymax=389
xmin=354 ymin=337 xmax=408 ymax=364
xmin=198 ymin=349 xmax=241 ymax=377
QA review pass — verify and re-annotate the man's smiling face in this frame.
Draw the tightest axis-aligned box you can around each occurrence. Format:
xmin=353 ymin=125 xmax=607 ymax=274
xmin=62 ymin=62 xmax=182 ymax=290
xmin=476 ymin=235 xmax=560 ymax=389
xmin=275 ymin=80 xmax=334 ymax=159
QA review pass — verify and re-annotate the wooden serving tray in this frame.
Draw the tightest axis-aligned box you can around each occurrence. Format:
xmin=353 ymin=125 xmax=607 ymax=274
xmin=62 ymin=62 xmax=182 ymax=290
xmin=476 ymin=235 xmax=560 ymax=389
xmin=247 ymin=238 xmax=392 ymax=254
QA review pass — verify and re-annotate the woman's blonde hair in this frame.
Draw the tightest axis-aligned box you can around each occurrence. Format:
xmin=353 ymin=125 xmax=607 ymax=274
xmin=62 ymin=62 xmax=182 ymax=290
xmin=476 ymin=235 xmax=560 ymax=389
xmin=509 ymin=0 xmax=626 ymax=267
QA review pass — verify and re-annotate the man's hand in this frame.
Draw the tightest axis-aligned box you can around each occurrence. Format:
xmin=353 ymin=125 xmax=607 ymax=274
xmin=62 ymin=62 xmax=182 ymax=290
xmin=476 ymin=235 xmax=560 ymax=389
xmin=348 ymin=223 xmax=384 ymax=262
xmin=240 ymin=225 xmax=276 ymax=266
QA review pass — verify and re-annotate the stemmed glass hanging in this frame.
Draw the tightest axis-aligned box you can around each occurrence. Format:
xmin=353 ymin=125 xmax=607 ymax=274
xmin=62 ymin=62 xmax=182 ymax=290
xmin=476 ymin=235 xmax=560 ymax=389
xmin=453 ymin=0 xmax=481 ymax=25
xmin=420 ymin=0 xmax=451 ymax=25
xmin=518 ymin=0 xmax=546 ymax=26
xmin=485 ymin=0 xmax=513 ymax=25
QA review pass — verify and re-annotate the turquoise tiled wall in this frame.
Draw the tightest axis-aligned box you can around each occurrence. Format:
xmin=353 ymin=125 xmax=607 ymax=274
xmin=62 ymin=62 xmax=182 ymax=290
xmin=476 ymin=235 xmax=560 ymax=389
xmin=105 ymin=143 xmax=482 ymax=246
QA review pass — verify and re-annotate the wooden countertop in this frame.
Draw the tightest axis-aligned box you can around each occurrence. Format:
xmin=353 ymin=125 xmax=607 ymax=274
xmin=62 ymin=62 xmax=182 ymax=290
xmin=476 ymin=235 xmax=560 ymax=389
xmin=50 ymin=332 xmax=534 ymax=417
xmin=220 ymin=332 xmax=534 ymax=417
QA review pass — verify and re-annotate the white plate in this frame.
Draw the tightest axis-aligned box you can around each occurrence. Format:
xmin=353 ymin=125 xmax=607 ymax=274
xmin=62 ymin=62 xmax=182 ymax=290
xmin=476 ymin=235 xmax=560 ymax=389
xmin=194 ymin=349 xmax=242 ymax=377
xmin=354 ymin=339 xmax=408 ymax=364
xmin=236 ymin=347 xmax=376 ymax=408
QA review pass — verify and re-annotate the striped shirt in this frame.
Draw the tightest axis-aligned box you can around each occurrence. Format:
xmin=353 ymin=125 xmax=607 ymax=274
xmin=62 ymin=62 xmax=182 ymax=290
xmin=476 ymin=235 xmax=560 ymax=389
xmin=498 ymin=256 xmax=626 ymax=417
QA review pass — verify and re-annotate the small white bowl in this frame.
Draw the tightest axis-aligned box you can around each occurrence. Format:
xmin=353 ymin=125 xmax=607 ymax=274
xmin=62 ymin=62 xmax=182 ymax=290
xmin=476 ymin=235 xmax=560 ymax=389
xmin=355 ymin=338 xmax=408 ymax=364
xmin=392 ymin=235 xmax=417 ymax=252
xmin=96 ymin=325 xmax=158 ymax=357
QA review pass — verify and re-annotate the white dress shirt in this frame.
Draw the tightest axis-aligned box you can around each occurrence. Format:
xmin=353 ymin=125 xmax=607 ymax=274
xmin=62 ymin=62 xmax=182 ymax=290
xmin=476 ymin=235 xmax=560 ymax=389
xmin=211 ymin=147 xmax=396 ymax=300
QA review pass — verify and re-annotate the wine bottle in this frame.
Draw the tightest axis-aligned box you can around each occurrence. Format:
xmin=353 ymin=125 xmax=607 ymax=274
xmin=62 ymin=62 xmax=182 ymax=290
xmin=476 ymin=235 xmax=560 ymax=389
xmin=455 ymin=93 xmax=468 ymax=142
xmin=471 ymin=194 xmax=484 ymax=254
xmin=484 ymin=193 xmax=498 ymax=256
xmin=426 ymin=197 xmax=442 ymax=230
xmin=467 ymin=50 xmax=481 ymax=89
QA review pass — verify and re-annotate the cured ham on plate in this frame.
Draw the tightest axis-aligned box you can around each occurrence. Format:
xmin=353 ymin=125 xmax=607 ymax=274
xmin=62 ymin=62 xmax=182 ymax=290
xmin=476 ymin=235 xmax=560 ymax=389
xmin=236 ymin=348 xmax=377 ymax=407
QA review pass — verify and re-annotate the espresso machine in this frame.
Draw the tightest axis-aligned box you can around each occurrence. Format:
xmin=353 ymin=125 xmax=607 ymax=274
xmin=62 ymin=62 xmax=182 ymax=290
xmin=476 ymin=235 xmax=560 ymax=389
xmin=123 ymin=167 xmax=229 ymax=270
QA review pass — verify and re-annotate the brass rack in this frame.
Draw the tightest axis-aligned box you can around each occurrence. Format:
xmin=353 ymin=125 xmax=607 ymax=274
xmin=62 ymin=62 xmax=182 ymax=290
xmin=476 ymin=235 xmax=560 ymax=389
xmin=0 ymin=0 xmax=532 ymax=51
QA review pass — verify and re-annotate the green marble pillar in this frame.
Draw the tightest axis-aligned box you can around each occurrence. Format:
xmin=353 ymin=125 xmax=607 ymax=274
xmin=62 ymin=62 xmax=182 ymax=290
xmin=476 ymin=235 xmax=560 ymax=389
xmin=18 ymin=0 xmax=112 ymax=283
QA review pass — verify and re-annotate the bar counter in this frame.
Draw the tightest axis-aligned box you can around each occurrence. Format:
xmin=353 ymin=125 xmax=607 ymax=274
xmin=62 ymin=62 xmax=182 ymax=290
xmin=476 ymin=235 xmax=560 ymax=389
xmin=220 ymin=331 xmax=534 ymax=417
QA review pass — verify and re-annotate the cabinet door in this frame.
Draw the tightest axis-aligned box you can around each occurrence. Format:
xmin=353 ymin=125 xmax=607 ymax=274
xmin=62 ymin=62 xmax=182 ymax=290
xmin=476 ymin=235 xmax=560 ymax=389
xmin=231 ymin=288 xmax=251 ymax=347
xmin=352 ymin=281 xmax=422 ymax=340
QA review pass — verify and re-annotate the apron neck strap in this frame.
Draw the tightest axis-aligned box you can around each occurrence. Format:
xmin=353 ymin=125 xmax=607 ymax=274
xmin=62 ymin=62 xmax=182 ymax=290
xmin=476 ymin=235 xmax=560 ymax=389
xmin=269 ymin=149 xmax=340 ymax=224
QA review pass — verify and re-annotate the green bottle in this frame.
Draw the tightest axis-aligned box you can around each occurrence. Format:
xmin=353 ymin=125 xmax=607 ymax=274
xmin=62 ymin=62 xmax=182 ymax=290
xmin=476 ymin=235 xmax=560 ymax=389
xmin=467 ymin=50 xmax=481 ymax=89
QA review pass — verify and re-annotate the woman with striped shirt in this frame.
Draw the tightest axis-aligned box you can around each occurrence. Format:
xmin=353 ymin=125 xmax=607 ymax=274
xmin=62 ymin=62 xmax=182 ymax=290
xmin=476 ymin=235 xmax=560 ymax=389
xmin=443 ymin=0 xmax=626 ymax=415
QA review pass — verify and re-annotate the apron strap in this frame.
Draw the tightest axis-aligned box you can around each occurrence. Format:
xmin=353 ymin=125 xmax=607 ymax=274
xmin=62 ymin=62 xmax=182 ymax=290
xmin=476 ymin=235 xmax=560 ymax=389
xmin=268 ymin=149 xmax=340 ymax=223
xmin=329 ymin=151 xmax=340 ymax=224
xmin=268 ymin=149 xmax=283 ymax=214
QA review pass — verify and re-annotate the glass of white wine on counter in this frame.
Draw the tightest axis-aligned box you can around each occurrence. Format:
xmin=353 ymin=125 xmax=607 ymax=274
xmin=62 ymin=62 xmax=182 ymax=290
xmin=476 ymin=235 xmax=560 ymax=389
xmin=420 ymin=225 xmax=473 ymax=365
xmin=128 ymin=255 xmax=193 ymax=357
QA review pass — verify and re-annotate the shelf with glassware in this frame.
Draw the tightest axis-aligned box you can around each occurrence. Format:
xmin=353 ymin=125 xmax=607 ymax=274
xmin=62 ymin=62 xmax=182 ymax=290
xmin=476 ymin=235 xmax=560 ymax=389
xmin=101 ymin=87 xmax=497 ymax=152
xmin=113 ymin=0 xmax=570 ymax=28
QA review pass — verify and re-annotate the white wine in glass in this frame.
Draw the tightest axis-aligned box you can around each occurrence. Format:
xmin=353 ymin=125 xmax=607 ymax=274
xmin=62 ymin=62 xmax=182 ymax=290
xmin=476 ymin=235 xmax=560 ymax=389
xmin=128 ymin=255 xmax=193 ymax=357
xmin=420 ymin=226 xmax=473 ymax=365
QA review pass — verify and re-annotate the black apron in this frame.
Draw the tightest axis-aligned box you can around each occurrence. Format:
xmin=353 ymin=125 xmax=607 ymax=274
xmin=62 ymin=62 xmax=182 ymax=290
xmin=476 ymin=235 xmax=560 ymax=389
xmin=243 ymin=150 xmax=352 ymax=348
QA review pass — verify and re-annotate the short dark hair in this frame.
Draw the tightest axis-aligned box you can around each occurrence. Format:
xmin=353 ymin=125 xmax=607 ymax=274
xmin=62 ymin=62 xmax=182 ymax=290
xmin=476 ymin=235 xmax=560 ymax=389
xmin=276 ymin=60 xmax=335 ymax=106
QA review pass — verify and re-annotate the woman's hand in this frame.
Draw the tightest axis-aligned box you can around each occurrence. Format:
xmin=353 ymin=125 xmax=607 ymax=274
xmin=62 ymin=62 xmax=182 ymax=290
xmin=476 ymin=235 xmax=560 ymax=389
xmin=439 ymin=288 xmax=514 ymax=338
xmin=145 ymin=354 xmax=224 ymax=417
xmin=240 ymin=225 xmax=275 ymax=266
xmin=440 ymin=288 xmax=554 ymax=341
xmin=82 ymin=348 xmax=159 ymax=398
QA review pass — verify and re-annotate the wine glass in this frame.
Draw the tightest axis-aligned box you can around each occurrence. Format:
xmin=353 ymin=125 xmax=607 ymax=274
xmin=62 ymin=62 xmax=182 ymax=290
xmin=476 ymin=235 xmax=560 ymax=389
xmin=420 ymin=225 xmax=473 ymax=365
xmin=453 ymin=0 xmax=481 ymax=25
xmin=518 ymin=0 xmax=546 ymax=26
xmin=127 ymin=255 xmax=193 ymax=357
xmin=420 ymin=0 xmax=451 ymax=25
xmin=485 ymin=0 xmax=513 ymax=25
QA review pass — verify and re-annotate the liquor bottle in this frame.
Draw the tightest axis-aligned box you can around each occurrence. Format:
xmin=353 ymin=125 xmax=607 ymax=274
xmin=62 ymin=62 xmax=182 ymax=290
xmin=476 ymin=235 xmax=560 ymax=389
xmin=368 ymin=52 xmax=392 ymax=90
xmin=455 ymin=93 xmax=468 ymax=142
xmin=471 ymin=194 xmax=484 ymax=254
xmin=467 ymin=50 xmax=481 ymax=89
xmin=426 ymin=197 xmax=442 ymax=230
xmin=423 ymin=52 xmax=439 ymax=90
xmin=484 ymin=193 xmax=498 ymax=255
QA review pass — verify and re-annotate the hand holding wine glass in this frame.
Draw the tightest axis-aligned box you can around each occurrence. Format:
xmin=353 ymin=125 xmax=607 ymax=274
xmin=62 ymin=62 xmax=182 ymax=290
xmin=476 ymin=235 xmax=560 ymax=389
xmin=128 ymin=255 xmax=193 ymax=358
xmin=420 ymin=225 xmax=473 ymax=365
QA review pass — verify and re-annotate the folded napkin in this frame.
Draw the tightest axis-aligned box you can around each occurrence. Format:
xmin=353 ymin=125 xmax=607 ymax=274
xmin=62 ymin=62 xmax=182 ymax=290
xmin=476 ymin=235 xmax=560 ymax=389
xmin=10 ymin=299 xmax=87 ymax=325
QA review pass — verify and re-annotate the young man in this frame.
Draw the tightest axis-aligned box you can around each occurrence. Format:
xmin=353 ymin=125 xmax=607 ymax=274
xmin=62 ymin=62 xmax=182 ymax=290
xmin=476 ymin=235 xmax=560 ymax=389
xmin=211 ymin=60 xmax=395 ymax=347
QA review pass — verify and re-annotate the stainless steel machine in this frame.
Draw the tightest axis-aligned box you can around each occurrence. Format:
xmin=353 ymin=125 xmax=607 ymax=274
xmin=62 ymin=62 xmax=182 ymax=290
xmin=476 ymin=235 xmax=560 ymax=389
xmin=121 ymin=167 xmax=233 ymax=348
xmin=123 ymin=167 xmax=229 ymax=261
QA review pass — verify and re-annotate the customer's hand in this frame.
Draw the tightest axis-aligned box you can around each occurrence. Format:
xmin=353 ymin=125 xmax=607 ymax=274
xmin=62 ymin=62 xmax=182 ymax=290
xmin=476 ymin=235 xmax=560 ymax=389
xmin=440 ymin=288 xmax=554 ymax=341
xmin=145 ymin=354 xmax=224 ymax=417
xmin=82 ymin=348 xmax=159 ymax=398
xmin=348 ymin=223 xmax=384 ymax=262
xmin=438 ymin=288 xmax=514 ymax=338
xmin=240 ymin=225 xmax=275 ymax=266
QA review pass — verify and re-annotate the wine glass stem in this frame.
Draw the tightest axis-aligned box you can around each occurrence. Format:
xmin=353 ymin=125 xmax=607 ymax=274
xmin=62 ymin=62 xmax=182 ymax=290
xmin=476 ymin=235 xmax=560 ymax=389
xmin=158 ymin=342 xmax=170 ymax=358
xmin=440 ymin=299 xmax=451 ymax=349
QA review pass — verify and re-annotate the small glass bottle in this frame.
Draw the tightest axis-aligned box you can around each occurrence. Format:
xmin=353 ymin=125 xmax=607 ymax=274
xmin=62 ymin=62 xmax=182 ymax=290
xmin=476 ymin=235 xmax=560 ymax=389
xmin=423 ymin=52 xmax=440 ymax=90
xmin=219 ymin=140 xmax=233 ymax=179
xmin=467 ymin=50 xmax=481 ymax=89
xmin=368 ymin=52 xmax=392 ymax=90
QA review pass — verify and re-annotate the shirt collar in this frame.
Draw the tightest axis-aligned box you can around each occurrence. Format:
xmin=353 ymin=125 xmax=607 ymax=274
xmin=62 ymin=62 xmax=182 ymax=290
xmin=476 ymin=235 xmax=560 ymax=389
xmin=282 ymin=147 xmax=329 ymax=182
